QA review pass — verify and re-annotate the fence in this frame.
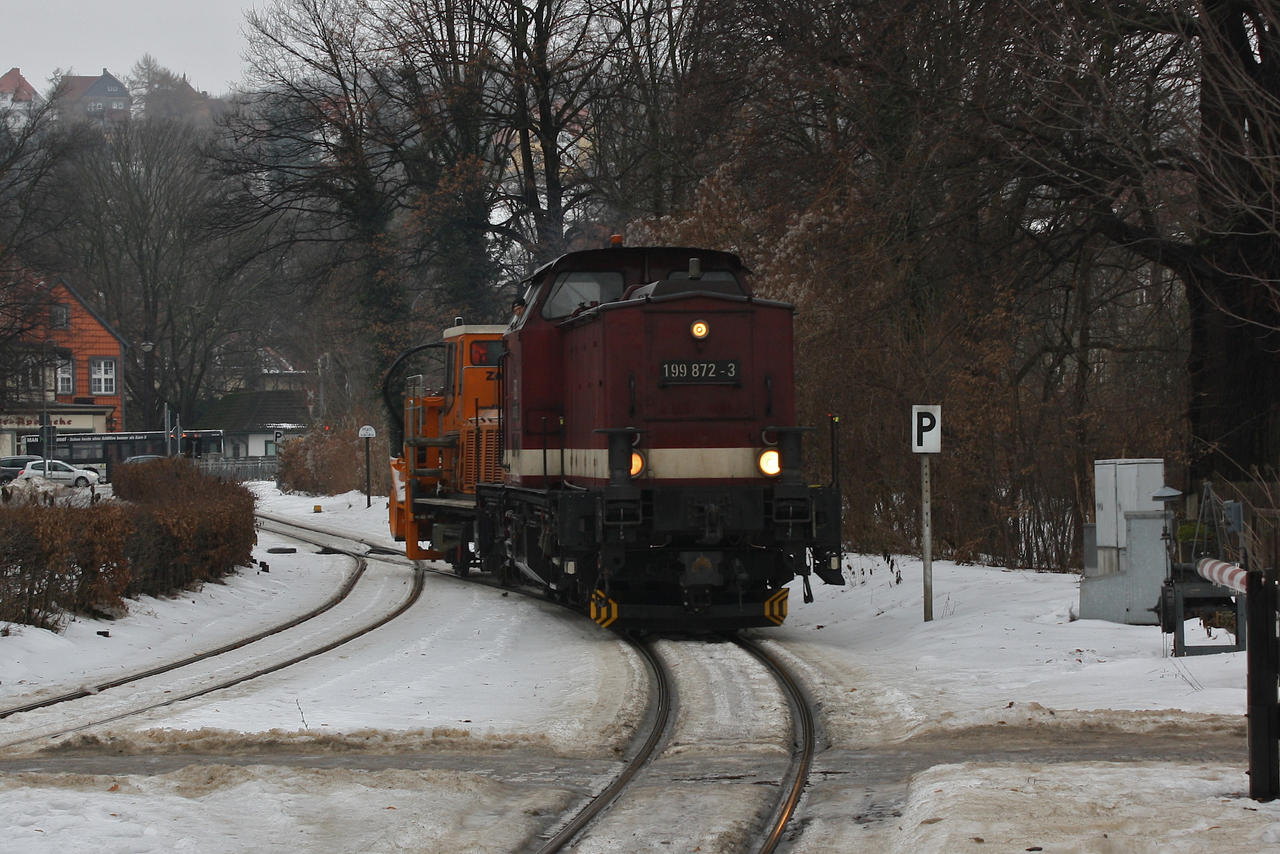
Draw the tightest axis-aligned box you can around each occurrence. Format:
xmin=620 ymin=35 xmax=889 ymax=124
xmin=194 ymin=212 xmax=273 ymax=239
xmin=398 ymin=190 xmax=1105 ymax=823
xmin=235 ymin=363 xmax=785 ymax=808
xmin=196 ymin=457 xmax=279 ymax=483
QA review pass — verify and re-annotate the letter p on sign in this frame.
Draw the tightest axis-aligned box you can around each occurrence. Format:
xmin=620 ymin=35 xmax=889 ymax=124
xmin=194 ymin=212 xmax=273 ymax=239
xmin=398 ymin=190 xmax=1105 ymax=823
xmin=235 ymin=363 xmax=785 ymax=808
xmin=912 ymin=405 xmax=941 ymax=454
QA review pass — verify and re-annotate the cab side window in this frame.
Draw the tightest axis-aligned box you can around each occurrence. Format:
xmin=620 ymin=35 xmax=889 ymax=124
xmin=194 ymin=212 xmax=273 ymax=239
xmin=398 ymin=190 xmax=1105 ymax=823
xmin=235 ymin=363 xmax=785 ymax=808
xmin=444 ymin=342 xmax=457 ymax=408
xmin=542 ymin=272 xmax=625 ymax=319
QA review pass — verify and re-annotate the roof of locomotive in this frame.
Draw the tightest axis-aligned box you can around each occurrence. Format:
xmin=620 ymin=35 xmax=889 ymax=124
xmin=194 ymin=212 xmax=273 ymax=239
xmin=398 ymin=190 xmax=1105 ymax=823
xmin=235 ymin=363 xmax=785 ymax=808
xmin=442 ymin=323 xmax=506 ymax=339
xmin=523 ymin=245 xmax=751 ymax=291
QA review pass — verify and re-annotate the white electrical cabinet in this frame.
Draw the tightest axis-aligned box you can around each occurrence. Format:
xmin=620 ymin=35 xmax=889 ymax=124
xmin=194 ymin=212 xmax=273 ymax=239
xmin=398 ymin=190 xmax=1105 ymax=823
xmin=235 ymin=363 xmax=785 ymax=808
xmin=1094 ymin=459 xmax=1164 ymax=551
xmin=1081 ymin=458 xmax=1168 ymax=625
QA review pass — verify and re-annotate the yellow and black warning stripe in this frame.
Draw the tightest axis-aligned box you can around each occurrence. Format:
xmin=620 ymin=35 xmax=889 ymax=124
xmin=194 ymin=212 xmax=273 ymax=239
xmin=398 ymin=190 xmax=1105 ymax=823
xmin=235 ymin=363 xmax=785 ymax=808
xmin=590 ymin=590 xmax=619 ymax=628
xmin=764 ymin=588 xmax=789 ymax=625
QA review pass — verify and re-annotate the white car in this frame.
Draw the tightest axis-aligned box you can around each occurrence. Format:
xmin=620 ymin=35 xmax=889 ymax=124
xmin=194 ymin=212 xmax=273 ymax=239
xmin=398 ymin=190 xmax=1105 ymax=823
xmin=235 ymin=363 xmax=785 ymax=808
xmin=18 ymin=459 xmax=100 ymax=487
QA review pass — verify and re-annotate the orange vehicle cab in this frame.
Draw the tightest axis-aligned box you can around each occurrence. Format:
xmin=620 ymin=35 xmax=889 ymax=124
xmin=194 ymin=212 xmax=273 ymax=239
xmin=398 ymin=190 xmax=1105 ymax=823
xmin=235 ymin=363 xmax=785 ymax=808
xmin=389 ymin=323 xmax=504 ymax=562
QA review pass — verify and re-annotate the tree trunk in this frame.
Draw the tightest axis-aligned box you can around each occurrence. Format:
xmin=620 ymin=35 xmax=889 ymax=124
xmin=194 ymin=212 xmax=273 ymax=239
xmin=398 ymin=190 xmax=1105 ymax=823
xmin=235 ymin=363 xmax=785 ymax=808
xmin=1186 ymin=265 xmax=1280 ymax=481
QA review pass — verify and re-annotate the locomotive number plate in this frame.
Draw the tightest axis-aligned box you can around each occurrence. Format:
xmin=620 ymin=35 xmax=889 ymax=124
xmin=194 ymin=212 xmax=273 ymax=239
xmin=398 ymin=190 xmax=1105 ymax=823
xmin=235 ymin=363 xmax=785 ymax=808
xmin=660 ymin=359 xmax=740 ymax=384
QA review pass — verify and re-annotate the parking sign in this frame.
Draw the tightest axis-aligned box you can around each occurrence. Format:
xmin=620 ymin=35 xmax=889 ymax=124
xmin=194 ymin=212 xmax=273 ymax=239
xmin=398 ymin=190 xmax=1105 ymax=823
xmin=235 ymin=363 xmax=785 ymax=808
xmin=911 ymin=405 xmax=941 ymax=453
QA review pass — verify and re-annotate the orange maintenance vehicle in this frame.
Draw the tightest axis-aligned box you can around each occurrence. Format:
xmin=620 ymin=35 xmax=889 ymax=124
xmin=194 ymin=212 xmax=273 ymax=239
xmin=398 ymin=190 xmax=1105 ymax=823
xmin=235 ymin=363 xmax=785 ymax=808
xmin=387 ymin=322 xmax=505 ymax=571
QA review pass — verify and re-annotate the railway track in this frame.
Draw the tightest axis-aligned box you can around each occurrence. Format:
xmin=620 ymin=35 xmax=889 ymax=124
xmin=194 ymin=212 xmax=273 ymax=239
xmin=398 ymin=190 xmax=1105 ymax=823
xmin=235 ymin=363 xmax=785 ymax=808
xmin=3 ymin=509 xmax=823 ymax=851
xmin=737 ymin=635 xmax=818 ymax=854
xmin=533 ymin=633 xmax=818 ymax=853
xmin=255 ymin=510 xmax=406 ymax=560
xmin=258 ymin=512 xmax=823 ymax=851
xmin=0 ymin=516 xmax=423 ymax=749
xmin=269 ymin=513 xmax=824 ymax=852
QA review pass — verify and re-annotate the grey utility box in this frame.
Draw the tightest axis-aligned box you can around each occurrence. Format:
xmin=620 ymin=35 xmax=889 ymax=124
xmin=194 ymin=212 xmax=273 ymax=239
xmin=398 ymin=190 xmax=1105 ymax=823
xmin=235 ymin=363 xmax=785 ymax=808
xmin=1079 ymin=459 xmax=1167 ymax=625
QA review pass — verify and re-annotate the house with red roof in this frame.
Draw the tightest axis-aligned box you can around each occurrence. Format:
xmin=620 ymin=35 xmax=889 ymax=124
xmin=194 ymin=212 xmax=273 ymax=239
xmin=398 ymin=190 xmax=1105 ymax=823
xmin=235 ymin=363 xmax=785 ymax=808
xmin=56 ymin=67 xmax=131 ymax=126
xmin=0 ymin=68 xmax=42 ymax=129
xmin=0 ymin=267 xmax=127 ymax=457
xmin=0 ymin=67 xmax=38 ymax=105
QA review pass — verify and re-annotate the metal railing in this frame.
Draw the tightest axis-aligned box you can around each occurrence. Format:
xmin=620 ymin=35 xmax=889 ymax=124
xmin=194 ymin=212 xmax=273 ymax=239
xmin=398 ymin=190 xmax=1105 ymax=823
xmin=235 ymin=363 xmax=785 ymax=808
xmin=196 ymin=457 xmax=279 ymax=482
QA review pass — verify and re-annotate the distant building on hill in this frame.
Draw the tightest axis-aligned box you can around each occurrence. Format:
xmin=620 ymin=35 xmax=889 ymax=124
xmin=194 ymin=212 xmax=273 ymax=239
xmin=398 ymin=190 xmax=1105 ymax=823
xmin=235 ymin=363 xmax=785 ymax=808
xmin=0 ymin=67 xmax=42 ymax=129
xmin=55 ymin=67 xmax=131 ymax=127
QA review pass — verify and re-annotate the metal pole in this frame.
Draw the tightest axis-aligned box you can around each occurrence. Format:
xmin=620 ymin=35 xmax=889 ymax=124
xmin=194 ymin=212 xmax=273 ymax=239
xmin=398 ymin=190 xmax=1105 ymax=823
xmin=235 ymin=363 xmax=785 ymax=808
xmin=1246 ymin=570 xmax=1279 ymax=801
xmin=365 ymin=436 xmax=372 ymax=508
xmin=922 ymin=454 xmax=933 ymax=622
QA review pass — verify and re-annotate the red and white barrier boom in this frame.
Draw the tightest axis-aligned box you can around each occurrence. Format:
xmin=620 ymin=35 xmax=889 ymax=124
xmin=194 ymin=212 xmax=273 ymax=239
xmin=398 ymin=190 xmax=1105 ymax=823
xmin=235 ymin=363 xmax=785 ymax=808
xmin=1190 ymin=556 xmax=1278 ymax=801
xmin=1196 ymin=558 xmax=1249 ymax=593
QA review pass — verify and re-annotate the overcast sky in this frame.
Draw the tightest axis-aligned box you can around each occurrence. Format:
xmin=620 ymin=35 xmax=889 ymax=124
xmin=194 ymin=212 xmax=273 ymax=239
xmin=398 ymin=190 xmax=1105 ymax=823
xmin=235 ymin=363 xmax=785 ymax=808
xmin=4 ymin=2 xmax=258 ymax=97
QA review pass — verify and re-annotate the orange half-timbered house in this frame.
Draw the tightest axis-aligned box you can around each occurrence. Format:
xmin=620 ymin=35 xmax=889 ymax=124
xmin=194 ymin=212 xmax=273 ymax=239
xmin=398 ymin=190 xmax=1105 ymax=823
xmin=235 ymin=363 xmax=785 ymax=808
xmin=0 ymin=273 xmax=127 ymax=456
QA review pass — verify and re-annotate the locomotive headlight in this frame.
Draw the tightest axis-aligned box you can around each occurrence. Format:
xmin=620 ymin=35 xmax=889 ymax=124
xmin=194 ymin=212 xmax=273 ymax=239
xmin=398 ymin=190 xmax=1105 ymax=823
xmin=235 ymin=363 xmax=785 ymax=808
xmin=630 ymin=450 xmax=647 ymax=477
xmin=690 ymin=319 xmax=710 ymax=340
xmin=758 ymin=448 xmax=782 ymax=477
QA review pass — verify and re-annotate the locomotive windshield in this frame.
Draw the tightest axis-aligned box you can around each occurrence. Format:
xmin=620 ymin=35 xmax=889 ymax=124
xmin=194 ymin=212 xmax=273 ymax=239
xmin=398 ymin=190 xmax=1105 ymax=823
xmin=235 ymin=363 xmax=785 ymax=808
xmin=542 ymin=271 xmax=625 ymax=319
xmin=469 ymin=339 xmax=504 ymax=365
xmin=660 ymin=269 xmax=744 ymax=295
xmin=665 ymin=269 xmax=738 ymax=284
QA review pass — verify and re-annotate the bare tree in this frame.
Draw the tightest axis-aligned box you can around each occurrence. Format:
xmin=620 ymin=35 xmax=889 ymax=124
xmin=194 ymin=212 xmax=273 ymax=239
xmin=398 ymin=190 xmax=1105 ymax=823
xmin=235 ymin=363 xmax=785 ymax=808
xmin=636 ymin=0 xmax=1192 ymax=568
xmin=233 ymin=0 xmax=406 ymax=263
xmin=227 ymin=0 xmax=516 ymax=366
xmin=372 ymin=0 xmax=514 ymax=322
xmin=0 ymin=78 xmax=91 ymax=272
xmin=993 ymin=0 xmax=1280 ymax=482
xmin=0 ymin=79 xmax=99 ymax=409
xmin=33 ymin=117 xmax=282 ymax=429
xmin=577 ymin=0 xmax=723 ymax=224
xmin=474 ymin=0 xmax=624 ymax=257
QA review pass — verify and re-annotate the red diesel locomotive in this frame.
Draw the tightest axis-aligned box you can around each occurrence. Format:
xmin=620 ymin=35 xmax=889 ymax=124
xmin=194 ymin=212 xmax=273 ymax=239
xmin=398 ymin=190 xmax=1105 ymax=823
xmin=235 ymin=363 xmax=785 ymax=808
xmin=386 ymin=243 xmax=843 ymax=630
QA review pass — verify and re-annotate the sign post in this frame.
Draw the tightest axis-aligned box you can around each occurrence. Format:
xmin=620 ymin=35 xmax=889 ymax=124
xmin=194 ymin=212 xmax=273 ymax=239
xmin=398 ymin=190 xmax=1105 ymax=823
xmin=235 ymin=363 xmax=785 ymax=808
xmin=359 ymin=425 xmax=376 ymax=508
xmin=912 ymin=405 xmax=942 ymax=622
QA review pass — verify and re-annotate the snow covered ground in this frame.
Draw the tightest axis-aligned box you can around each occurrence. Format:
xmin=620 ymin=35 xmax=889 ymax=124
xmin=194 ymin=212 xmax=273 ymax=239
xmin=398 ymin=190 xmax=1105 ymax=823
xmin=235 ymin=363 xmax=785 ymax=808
xmin=1 ymin=483 xmax=1278 ymax=852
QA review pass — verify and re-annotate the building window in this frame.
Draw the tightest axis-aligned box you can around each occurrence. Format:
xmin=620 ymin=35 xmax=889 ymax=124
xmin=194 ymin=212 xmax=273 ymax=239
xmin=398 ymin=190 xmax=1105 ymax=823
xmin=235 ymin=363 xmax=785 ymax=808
xmin=21 ymin=355 xmax=42 ymax=390
xmin=50 ymin=303 xmax=70 ymax=329
xmin=90 ymin=358 xmax=116 ymax=395
xmin=56 ymin=358 xmax=73 ymax=395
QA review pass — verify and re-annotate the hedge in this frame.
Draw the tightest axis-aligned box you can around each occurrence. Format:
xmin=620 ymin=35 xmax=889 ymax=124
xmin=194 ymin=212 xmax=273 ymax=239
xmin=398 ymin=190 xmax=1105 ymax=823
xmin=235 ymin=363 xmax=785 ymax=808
xmin=0 ymin=458 xmax=256 ymax=631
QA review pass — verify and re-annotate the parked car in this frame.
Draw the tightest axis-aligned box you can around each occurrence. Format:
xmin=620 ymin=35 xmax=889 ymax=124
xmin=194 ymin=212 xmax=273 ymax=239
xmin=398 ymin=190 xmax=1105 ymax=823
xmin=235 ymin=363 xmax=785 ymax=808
xmin=0 ymin=455 xmax=42 ymax=483
xmin=121 ymin=454 xmax=165 ymax=465
xmin=17 ymin=459 xmax=100 ymax=487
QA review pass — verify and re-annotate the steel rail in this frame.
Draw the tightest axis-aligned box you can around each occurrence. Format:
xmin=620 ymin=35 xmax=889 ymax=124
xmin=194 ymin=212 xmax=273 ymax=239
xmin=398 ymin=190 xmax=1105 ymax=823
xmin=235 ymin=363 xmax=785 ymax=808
xmin=0 ymin=519 xmax=365 ymax=721
xmin=0 ymin=519 xmax=422 ymax=747
xmin=2 ymin=564 xmax=426 ymax=749
xmin=533 ymin=635 xmax=673 ymax=853
xmin=256 ymin=510 xmax=406 ymax=557
xmin=733 ymin=635 xmax=817 ymax=854
xmin=265 ymin=516 xmax=805 ymax=852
